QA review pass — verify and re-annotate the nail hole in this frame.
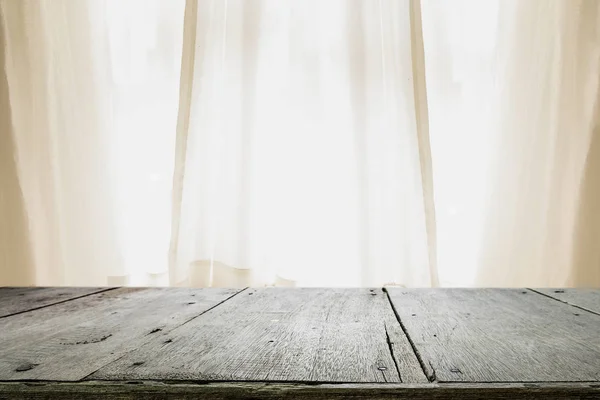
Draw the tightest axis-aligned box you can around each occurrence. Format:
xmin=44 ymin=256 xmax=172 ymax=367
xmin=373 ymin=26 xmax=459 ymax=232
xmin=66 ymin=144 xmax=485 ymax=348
xmin=554 ymin=290 xmax=565 ymax=293
xmin=132 ymin=361 xmax=145 ymax=367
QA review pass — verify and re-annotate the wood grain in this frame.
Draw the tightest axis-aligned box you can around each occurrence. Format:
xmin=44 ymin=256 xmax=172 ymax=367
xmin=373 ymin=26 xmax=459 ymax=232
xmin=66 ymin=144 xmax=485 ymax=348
xmin=533 ymin=288 xmax=600 ymax=315
xmin=90 ymin=288 xmax=427 ymax=383
xmin=386 ymin=288 xmax=600 ymax=383
xmin=1 ymin=381 xmax=599 ymax=400
xmin=3 ymin=286 xmax=599 ymax=398
xmin=0 ymin=287 xmax=110 ymax=318
xmin=0 ymin=287 xmax=241 ymax=381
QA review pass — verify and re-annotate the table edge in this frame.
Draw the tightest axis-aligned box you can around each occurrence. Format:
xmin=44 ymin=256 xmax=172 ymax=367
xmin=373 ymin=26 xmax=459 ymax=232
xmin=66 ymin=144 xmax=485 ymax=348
xmin=1 ymin=381 xmax=599 ymax=400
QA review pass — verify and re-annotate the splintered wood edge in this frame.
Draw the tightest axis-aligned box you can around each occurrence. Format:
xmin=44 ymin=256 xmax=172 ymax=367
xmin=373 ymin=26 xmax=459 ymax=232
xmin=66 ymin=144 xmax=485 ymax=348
xmin=1 ymin=381 xmax=599 ymax=399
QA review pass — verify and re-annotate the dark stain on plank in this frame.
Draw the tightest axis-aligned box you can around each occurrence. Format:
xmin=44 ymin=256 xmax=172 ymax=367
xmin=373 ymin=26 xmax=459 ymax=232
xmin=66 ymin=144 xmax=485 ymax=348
xmin=14 ymin=363 xmax=38 ymax=372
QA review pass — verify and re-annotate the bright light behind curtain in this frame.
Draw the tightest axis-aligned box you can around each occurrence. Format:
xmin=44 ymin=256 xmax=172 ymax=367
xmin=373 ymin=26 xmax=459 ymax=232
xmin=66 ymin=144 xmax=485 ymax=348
xmin=422 ymin=0 xmax=600 ymax=287
xmin=0 ymin=0 xmax=185 ymax=285
xmin=1 ymin=0 xmax=600 ymax=288
xmin=1 ymin=0 xmax=123 ymax=285
xmin=170 ymin=0 xmax=437 ymax=287
xmin=105 ymin=0 xmax=185 ymax=285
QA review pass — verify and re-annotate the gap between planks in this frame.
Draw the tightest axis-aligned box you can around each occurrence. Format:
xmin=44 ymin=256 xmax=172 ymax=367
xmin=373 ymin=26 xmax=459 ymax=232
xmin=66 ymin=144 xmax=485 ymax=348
xmin=0 ymin=288 xmax=118 ymax=320
xmin=527 ymin=288 xmax=600 ymax=317
xmin=79 ymin=288 xmax=249 ymax=381
xmin=382 ymin=287 xmax=435 ymax=383
xmin=87 ymin=287 xmax=427 ymax=384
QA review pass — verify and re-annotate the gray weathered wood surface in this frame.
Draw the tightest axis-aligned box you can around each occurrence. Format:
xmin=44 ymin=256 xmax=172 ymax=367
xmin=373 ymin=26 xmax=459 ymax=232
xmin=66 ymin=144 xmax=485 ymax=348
xmin=0 ymin=287 xmax=109 ymax=318
xmin=534 ymin=288 xmax=600 ymax=315
xmin=1 ymin=287 xmax=599 ymax=399
xmin=385 ymin=288 xmax=600 ymax=383
xmin=91 ymin=288 xmax=426 ymax=383
xmin=0 ymin=287 xmax=240 ymax=380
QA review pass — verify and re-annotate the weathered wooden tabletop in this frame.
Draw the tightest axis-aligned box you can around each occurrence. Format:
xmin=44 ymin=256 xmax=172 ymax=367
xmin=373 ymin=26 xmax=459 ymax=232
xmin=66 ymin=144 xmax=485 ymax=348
xmin=0 ymin=287 xmax=599 ymax=399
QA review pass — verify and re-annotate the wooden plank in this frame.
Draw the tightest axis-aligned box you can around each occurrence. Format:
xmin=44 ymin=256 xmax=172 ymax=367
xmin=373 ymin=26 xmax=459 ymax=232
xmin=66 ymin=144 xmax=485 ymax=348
xmin=0 ymin=287 xmax=110 ymax=318
xmin=532 ymin=288 xmax=600 ymax=315
xmin=386 ymin=288 xmax=600 ymax=383
xmin=0 ymin=287 xmax=241 ymax=381
xmin=91 ymin=288 xmax=427 ymax=383
xmin=1 ymin=381 xmax=600 ymax=400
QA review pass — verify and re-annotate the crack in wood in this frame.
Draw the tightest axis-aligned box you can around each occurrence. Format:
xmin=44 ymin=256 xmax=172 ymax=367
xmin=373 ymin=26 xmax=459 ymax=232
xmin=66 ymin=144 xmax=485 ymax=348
xmin=383 ymin=288 xmax=435 ymax=382
xmin=61 ymin=334 xmax=113 ymax=346
xmin=383 ymin=321 xmax=401 ymax=382
xmin=428 ymin=361 xmax=437 ymax=382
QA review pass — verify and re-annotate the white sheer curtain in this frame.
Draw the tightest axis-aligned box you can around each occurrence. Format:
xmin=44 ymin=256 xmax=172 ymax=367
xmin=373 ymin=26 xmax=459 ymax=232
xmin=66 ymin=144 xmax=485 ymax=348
xmin=422 ymin=0 xmax=600 ymax=286
xmin=0 ymin=0 xmax=185 ymax=285
xmin=169 ymin=0 xmax=436 ymax=287
xmin=1 ymin=0 xmax=123 ymax=285
xmin=1 ymin=0 xmax=599 ymax=287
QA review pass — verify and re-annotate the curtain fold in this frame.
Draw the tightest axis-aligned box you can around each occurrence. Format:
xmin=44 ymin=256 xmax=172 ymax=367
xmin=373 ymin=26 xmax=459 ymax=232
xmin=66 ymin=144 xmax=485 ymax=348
xmin=0 ymin=10 xmax=35 ymax=285
xmin=409 ymin=0 xmax=439 ymax=287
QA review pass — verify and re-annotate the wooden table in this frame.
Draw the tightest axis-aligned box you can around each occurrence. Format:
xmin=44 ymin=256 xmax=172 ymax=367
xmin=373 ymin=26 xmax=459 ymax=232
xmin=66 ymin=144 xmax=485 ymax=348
xmin=0 ymin=287 xmax=599 ymax=399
